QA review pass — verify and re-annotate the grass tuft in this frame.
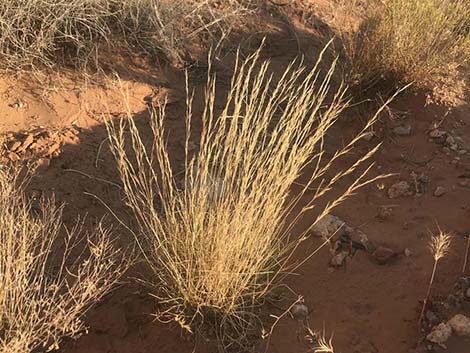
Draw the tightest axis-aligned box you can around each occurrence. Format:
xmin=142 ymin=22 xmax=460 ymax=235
xmin=0 ymin=165 xmax=126 ymax=353
xmin=0 ymin=0 xmax=257 ymax=71
xmin=348 ymin=0 xmax=470 ymax=90
xmin=107 ymin=43 xmax=390 ymax=346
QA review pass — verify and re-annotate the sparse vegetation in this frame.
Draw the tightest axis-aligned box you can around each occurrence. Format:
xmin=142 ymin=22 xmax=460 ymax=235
xmin=0 ymin=0 xmax=257 ymax=70
xmin=348 ymin=0 xmax=470 ymax=90
xmin=106 ymin=44 xmax=389 ymax=346
xmin=0 ymin=165 xmax=126 ymax=353
xmin=0 ymin=0 xmax=469 ymax=352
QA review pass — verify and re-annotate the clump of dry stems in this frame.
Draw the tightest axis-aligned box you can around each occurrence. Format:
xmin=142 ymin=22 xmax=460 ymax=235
xmin=0 ymin=0 xmax=257 ymax=70
xmin=107 ymin=43 xmax=394 ymax=346
xmin=0 ymin=165 xmax=126 ymax=353
xmin=418 ymin=231 xmax=452 ymax=327
xmin=348 ymin=0 xmax=470 ymax=90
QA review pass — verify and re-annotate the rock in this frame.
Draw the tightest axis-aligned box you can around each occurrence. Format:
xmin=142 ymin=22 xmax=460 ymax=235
xmin=311 ymin=214 xmax=347 ymax=240
xmin=387 ymin=181 xmax=412 ymax=198
xmin=429 ymin=129 xmax=446 ymax=138
xmin=448 ymin=314 xmax=470 ymax=336
xmin=18 ymin=133 xmax=34 ymax=152
xmin=377 ymin=205 xmax=393 ymax=221
xmin=362 ymin=131 xmax=375 ymax=141
xmin=8 ymin=140 xmax=21 ymax=151
xmin=446 ymin=135 xmax=456 ymax=145
xmin=372 ymin=246 xmax=397 ymax=265
xmin=425 ymin=310 xmax=439 ymax=326
xmin=291 ymin=303 xmax=309 ymax=321
xmin=393 ymin=125 xmax=412 ymax=136
xmin=330 ymin=250 xmax=349 ymax=267
xmin=404 ymin=248 xmax=412 ymax=257
xmin=46 ymin=142 xmax=61 ymax=157
xmin=459 ymin=149 xmax=467 ymax=155
xmin=458 ymin=179 xmax=470 ymax=188
xmin=433 ymin=186 xmax=446 ymax=197
xmin=7 ymin=151 xmax=20 ymax=161
xmin=426 ymin=322 xmax=452 ymax=344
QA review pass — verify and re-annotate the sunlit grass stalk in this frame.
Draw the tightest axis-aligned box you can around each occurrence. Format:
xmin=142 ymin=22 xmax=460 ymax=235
xmin=418 ymin=231 xmax=452 ymax=327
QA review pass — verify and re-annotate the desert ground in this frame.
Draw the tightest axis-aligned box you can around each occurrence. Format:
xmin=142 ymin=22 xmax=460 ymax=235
xmin=0 ymin=1 xmax=469 ymax=353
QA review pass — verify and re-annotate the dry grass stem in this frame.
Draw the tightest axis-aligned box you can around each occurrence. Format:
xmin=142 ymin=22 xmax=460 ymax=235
xmin=418 ymin=231 xmax=452 ymax=327
xmin=464 ymin=234 xmax=470 ymax=274
xmin=0 ymin=165 xmax=126 ymax=353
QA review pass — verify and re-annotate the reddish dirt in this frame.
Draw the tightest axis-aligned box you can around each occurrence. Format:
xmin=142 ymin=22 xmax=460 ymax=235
xmin=1 ymin=3 xmax=470 ymax=353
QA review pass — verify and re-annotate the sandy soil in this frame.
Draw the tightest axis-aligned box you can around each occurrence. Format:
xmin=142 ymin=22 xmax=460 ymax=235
xmin=0 ymin=2 xmax=469 ymax=353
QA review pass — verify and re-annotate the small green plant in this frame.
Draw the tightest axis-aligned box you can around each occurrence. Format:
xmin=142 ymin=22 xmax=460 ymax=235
xmin=348 ymin=0 xmax=470 ymax=90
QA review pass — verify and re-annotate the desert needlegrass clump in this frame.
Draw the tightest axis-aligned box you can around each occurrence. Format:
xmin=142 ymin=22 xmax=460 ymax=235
xmin=348 ymin=0 xmax=470 ymax=90
xmin=0 ymin=166 xmax=126 ymax=353
xmin=107 ymin=44 xmax=390 ymax=344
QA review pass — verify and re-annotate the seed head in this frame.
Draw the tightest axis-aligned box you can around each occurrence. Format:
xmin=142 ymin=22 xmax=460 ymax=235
xmin=429 ymin=231 xmax=452 ymax=261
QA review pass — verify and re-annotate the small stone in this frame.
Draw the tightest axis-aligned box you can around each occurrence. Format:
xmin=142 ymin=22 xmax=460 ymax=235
xmin=429 ymin=129 xmax=446 ymax=138
xmin=458 ymin=179 xmax=470 ymax=188
xmin=37 ymin=158 xmax=50 ymax=168
xmin=291 ymin=303 xmax=309 ymax=321
xmin=18 ymin=133 xmax=34 ymax=152
xmin=311 ymin=214 xmax=346 ymax=240
xmin=46 ymin=142 xmax=60 ymax=157
xmin=393 ymin=125 xmax=412 ymax=136
xmin=330 ymin=250 xmax=349 ymax=267
xmin=426 ymin=322 xmax=452 ymax=344
xmin=425 ymin=310 xmax=439 ymax=325
xmin=387 ymin=181 xmax=412 ymax=198
xmin=433 ymin=186 xmax=446 ymax=197
xmin=7 ymin=151 xmax=20 ymax=161
xmin=8 ymin=140 xmax=21 ymax=151
xmin=446 ymin=135 xmax=456 ymax=145
xmin=448 ymin=314 xmax=470 ymax=336
xmin=362 ymin=131 xmax=375 ymax=141
xmin=377 ymin=205 xmax=393 ymax=221
xmin=458 ymin=149 xmax=467 ymax=155
xmin=404 ymin=248 xmax=412 ymax=257
xmin=372 ymin=246 xmax=397 ymax=265
xmin=450 ymin=143 xmax=459 ymax=151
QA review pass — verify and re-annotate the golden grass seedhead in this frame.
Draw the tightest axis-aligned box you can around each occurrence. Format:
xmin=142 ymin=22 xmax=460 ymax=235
xmin=429 ymin=231 xmax=452 ymax=261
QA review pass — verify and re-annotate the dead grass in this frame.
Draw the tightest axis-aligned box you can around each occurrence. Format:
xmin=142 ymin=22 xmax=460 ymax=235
xmin=0 ymin=165 xmax=126 ymax=353
xmin=0 ymin=0 xmax=257 ymax=71
xmin=106 ymin=43 xmax=392 ymax=347
xmin=347 ymin=0 xmax=470 ymax=90
xmin=418 ymin=230 xmax=452 ymax=328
